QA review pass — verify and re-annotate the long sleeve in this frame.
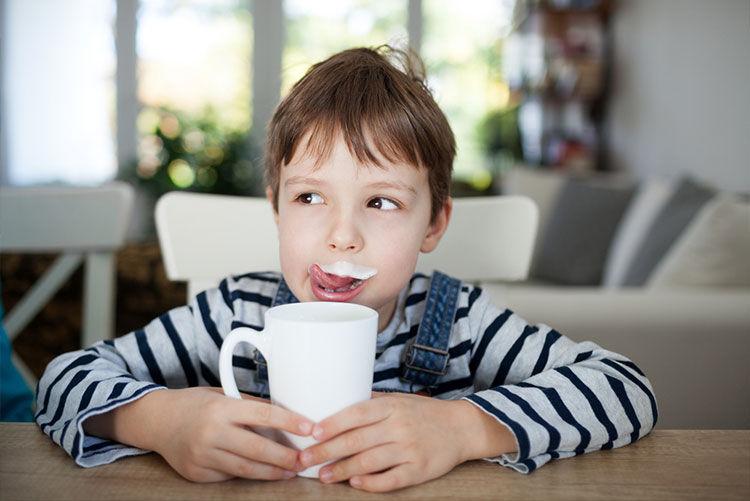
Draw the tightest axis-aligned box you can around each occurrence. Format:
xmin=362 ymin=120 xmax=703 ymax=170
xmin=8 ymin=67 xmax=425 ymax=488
xmin=462 ymin=289 xmax=657 ymax=473
xmin=34 ymin=274 xmax=270 ymax=467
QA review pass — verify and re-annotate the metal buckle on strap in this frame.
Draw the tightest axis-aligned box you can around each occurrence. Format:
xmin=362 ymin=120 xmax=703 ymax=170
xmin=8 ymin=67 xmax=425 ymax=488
xmin=253 ymin=349 xmax=267 ymax=367
xmin=403 ymin=343 xmax=449 ymax=376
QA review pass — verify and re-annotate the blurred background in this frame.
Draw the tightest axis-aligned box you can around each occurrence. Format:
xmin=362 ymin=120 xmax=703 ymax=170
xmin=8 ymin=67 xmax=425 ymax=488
xmin=1 ymin=0 xmax=749 ymax=380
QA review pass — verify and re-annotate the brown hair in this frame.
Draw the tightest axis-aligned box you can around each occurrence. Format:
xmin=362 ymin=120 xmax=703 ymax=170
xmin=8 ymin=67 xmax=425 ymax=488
xmin=265 ymin=45 xmax=456 ymax=222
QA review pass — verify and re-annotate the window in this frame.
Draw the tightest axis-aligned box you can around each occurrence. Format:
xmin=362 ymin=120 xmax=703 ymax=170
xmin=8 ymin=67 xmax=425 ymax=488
xmin=282 ymin=0 xmax=408 ymax=94
xmin=1 ymin=0 xmax=516 ymax=193
xmin=2 ymin=0 xmax=116 ymax=185
xmin=137 ymin=0 xmax=252 ymax=132
xmin=422 ymin=0 xmax=515 ymax=189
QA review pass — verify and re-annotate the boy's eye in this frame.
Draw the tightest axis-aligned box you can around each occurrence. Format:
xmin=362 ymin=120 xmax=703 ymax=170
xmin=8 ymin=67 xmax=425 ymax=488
xmin=297 ymin=193 xmax=324 ymax=205
xmin=368 ymin=197 xmax=399 ymax=211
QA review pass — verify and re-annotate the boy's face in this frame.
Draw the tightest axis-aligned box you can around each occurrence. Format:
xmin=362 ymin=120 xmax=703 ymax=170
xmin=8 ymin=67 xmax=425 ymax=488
xmin=268 ymin=134 xmax=451 ymax=331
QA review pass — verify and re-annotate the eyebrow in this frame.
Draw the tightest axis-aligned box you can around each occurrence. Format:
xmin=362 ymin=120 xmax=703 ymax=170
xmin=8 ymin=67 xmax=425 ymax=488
xmin=284 ymin=177 xmax=418 ymax=196
xmin=284 ymin=176 xmax=323 ymax=188
xmin=365 ymin=181 xmax=418 ymax=196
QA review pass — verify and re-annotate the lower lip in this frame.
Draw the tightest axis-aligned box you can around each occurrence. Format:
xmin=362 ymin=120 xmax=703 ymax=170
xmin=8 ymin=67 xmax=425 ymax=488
xmin=310 ymin=278 xmax=366 ymax=302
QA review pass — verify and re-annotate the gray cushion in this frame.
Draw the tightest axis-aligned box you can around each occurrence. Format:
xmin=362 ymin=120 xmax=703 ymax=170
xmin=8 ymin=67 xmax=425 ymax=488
xmin=533 ymin=179 xmax=636 ymax=285
xmin=622 ymin=178 xmax=715 ymax=286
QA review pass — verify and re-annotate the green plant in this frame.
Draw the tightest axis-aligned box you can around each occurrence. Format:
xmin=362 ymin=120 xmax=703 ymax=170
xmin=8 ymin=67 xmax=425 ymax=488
xmin=118 ymin=106 xmax=264 ymax=199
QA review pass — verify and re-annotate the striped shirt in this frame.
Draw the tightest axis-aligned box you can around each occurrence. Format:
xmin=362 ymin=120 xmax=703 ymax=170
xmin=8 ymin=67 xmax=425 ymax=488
xmin=35 ymin=272 xmax=657 ymax=473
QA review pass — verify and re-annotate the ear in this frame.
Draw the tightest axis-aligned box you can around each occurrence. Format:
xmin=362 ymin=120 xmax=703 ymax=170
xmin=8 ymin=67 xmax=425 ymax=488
xmin=420 ymin=197 xmax=452 ymax=253
xmin=265 ymin=186 xmax=279 ymax=226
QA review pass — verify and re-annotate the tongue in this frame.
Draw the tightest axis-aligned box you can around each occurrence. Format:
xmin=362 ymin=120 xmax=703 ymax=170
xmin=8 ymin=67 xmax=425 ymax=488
xmin=309 ymin=264 xmax=356 ymax=289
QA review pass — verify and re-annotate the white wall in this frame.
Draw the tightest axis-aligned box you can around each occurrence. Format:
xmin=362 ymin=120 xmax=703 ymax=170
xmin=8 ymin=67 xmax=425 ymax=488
xmin=606 ymin=0 xmax=750 ymax=192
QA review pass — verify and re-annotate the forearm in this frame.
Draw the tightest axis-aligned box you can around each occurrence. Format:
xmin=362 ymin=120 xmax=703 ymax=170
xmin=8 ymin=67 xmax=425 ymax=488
xmin=452 ymin=400 xmax=517 ymax=461
xmin=83 ymin=388 xmax=169 ymax=451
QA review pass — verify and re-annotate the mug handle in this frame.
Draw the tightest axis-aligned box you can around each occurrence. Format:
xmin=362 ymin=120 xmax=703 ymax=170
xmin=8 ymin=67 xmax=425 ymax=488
xmin=219 ymin=327 xmax=268 ymax=399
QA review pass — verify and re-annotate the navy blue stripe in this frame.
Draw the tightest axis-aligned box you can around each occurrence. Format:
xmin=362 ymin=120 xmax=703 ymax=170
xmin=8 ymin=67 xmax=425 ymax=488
xmin=82 ymin=445 xmax=126 ymax=459
xmin=606 ymin=375 xmax=641 ymax=444
xmin=493 ymin=325 xmax=538 ymax=387
xmin=377 ymin=328 xmax=415 ymax=357
xmin=467 ymin=394 xmax=530 ymax=460
xmin=519 ymin=458 xmax=538 ymax=473
xmin=496 ymin=386 xmax=561 ymax=451
xmin=197 ymin=291 xmax=223 ymax=349
xmin=59 ymin=419 xmax=72 ymax=445
xmin=469 ymin=309 xmax=512 ymax=374
xmin=41 ymin=369 xmax=91 ymax=431
xmin=574 ymin=351 xmax=593 ymax=363
xmin=230 ymin=321 xmax=263 ymax=331
xmin=135 ymin=329 xmax=166 ymax=386
xmin=517 ymin=382 xmax=591 ymax=452
xmin=107 ymin=381 xmax=128 ymax=400
xmin=556 ymin=366 xmax=618 ymax=450
xmin=230 ymin=290 xmax=273 ymax=307
xmin=431 ymin=376 xmax=474 ymax=396
xmin=218 ymin=279 xmax=234 ymax=311
xmin=620 ymin=360 xmax=646 ymax=377
xmin=232 ymin=355 xmax=256 ymax=371
xmin=200 ymin=362 xmax=221 ymax=387
xmin=37 ymin=353 xmax=97 ymax=419
xmin=405 ymin=291 xmax=426 ymax=307
xmin=83 ymin=439 xmax=120 ymax=453
xmin=449 ymin=339 xmax=472 ymax=359
xmin=601 ymin=359 xmax=658 ymax=426
xmin=233 ymin=272 xmax=280 ymax=283
xmin=454 ymin=286 xmax=483 ymax=322
xmin=531 ymin=329 xmax=562 ymax=376
xmin=373 ymin=367 xmax=401 ymax=383
xmin=77 ymin=380 xmax=101 ymax=413
xmin=160 ymin=313 xmax=199 ymax=387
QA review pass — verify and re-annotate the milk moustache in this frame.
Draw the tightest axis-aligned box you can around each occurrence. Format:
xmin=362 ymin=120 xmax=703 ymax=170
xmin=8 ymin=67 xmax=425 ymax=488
xmin=317 ymin=261 xmax=378 ymax=280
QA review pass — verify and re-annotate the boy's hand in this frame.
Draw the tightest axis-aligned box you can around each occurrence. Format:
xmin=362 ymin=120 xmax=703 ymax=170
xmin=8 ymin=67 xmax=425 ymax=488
xmin=84 ymin=387 xmax=313 ymax=482
xmin=298 ymin=392 xmax=516 ymax=492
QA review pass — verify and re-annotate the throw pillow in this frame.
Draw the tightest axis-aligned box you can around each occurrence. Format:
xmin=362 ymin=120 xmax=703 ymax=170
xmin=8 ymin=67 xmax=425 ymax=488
xmin=601 ymin=178 xmax=674 ymax=288
xmin=648 ymin=195 xmax=750 ymax=287
xmin=621 ymin=178 xmax=715 ymax=286
xmin=533 ymin=178 xmax=636 ymax=285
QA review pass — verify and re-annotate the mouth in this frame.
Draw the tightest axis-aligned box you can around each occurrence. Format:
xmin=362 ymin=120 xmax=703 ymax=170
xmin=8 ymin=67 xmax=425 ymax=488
xmin=308 ymin=263 xmax=372 ymax=301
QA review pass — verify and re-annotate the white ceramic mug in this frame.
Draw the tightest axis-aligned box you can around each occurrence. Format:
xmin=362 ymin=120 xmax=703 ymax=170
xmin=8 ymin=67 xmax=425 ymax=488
xmin=219 ymin=301 xmax=378 ymax=478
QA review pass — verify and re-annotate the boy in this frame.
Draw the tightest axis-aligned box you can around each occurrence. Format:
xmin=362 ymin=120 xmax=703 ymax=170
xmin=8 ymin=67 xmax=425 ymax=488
xmin=36 ymin=46 xmax=657 ymax=493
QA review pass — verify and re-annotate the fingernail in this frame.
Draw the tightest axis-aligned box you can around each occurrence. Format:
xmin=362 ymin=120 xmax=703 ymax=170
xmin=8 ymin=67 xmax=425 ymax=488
xmin=320 ymin=468 xmax=333 ymax=483
xmin=350 ymin=476 xmax=362 ymax=488
xmin=299 ymin=421 xmax=312 ymax=434
xmin=312 ymin=425 xmax=324 ymax=440
xmin=283 ymin=470 xmax=296 ymax=479
xmin=300 ymin=451 xmax=313 ymax=466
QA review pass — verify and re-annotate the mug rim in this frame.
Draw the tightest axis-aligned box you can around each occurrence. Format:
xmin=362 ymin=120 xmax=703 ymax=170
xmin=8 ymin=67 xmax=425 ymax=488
xmin=266 ymin=301 xmax=378 ymax=322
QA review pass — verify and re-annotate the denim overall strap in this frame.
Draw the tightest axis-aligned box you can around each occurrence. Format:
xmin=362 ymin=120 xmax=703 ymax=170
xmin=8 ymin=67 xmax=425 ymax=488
xmin=400 ymin=271 xmax=462 ymax=390
xmin=254 ymin=277 xmax=299 ymax=387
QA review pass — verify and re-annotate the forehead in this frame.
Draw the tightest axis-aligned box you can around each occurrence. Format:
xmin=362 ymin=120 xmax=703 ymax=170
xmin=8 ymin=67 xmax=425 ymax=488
xmin=282 ymin=131 xmax=425 ymax=181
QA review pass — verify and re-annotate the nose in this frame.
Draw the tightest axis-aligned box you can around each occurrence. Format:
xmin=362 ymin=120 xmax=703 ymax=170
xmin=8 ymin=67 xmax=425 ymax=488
xmin=327 ymin=209 xmax=363 ymax=252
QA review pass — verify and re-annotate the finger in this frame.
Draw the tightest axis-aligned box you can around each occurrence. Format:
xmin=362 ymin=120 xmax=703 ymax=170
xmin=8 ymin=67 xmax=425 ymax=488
xmin=312 ymin=399 xmax=388 ymax=441
xmin=216 ymin=425 xmax=302 ymax=472
xmin=207 ymin=448 xmax=297 ymax=481
xmin=319 ymin=443 xmax=404 ymax=484
xmin=349 ymin=463 xmax=416 ymax=493
xmin=301 ymin=421 xmax=390 ymax=468
xmin=230 ymin=399 xmax=313 ymax=436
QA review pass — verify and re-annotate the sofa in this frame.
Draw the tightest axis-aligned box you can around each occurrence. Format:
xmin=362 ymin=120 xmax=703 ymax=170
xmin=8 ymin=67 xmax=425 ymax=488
xmin=479 ymin=167 xmax=750 ymax=430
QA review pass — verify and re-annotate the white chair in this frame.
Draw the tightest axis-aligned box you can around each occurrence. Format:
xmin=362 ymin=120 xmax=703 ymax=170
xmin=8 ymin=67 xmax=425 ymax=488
xmin=0 ymin=182 xmax=134 ymax=386
xmin=155 ymin=192 xmax=538 ymax=300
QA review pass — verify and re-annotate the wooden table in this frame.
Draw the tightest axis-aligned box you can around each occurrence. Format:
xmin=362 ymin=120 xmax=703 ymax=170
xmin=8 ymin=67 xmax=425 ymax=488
xmin=1 ymin=424 xmax=748 ymax=500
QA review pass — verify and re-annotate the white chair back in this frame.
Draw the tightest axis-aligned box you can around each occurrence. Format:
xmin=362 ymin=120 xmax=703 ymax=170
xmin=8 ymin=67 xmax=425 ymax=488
xmin=156 ymin=192 xmax=538 ymax=299
xmin=0 ymin=182 xmax=134 ymax=386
